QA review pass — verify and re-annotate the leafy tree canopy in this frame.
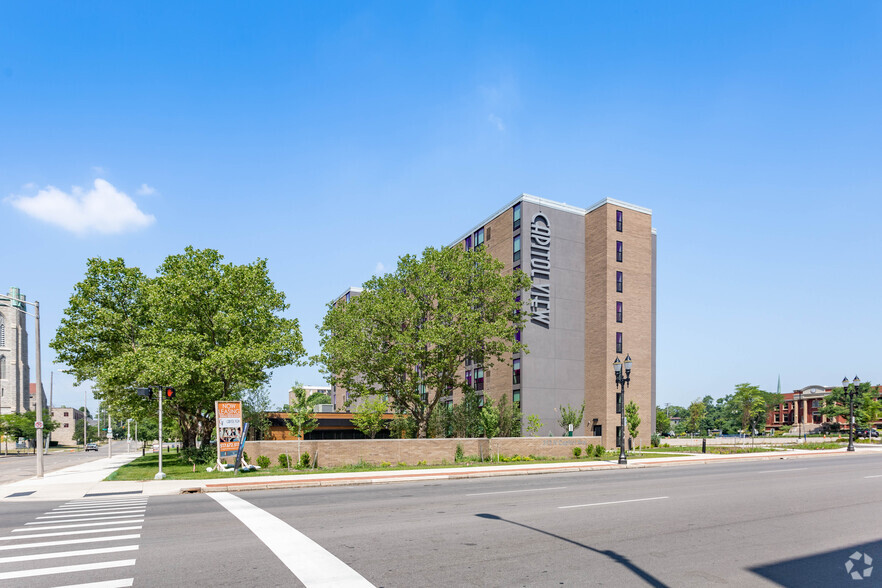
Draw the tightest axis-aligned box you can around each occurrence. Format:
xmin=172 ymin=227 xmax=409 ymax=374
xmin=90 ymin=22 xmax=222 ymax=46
xmin=317 ymin=245 xmax=530 ymax=438
xmin=820 ymin=382 xmax=881 ymax=429
xmin=51 ymin=247 xmax=305 ymax=448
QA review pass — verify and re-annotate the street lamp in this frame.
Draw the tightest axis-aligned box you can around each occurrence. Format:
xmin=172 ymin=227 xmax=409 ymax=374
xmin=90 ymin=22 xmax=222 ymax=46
xmin=0 ymin=291 xmax=44 ymax=478
xmin=842 ymin=375 xmax=860 ymax=452
xmin=614 ymin=354 xmax=632 ymax=465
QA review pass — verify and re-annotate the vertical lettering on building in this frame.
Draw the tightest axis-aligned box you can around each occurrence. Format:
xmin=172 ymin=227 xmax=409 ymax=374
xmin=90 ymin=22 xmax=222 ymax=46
xmin=530 ymin=214 xmax=551 ymax=327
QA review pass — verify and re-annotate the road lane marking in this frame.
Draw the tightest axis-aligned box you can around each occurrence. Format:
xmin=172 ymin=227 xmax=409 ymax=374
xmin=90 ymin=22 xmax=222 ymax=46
xmin=865 ymin=474 xmax=882 ymax=478
xmin=55 ymin=503 xmax=147 ymax=511
xmin=26 ymin=514 xmax=144 ymax=525
xmin=39 ymin=509 xmax=145 ymax=519
xmin=210 ymin=491 xmax=374 ymax=588
xmin=559 ymin=496 xmax=669 ymax=509
xmin=0 ymin=534 xmax=140 ymax=551
xmin=58 ymin=499 xmax=147 ymax=506
xmin=0 ymin=559 xmax=136 ymax=580
xmin=0 ymin=544 xmax=138 ymax=564
xmin=756 ymin=468 xmax=807 ymax=474
xmin=52 ymin=579 xmax=134 ymax=588
xmin=14 ymin=520 xmax=144 ymax=532
xmin=0 ymin=526 xmax=141 ymax=540
xmin=467 ymin=486 xmax=567 ymax=496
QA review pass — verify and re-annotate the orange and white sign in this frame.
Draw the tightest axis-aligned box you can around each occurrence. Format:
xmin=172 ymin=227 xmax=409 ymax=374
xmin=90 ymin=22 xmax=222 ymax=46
xmin=215 ymin=401 xmax=243 ymax=459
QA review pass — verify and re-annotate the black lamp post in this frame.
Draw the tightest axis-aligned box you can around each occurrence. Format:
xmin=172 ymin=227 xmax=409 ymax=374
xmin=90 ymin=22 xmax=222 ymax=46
xmin=842 ymin=375 xmax=860 ymax=452
xmin=614 ymin=354 xmax=632 ymax=465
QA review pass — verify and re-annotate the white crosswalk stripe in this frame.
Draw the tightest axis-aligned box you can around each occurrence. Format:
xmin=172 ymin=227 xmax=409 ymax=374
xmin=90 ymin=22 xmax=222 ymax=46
xmin=0 ymin=496 xmax=146 ymax=587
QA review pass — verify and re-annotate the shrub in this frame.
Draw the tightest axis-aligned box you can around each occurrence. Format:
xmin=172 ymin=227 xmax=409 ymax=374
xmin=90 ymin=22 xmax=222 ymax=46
xmin=455 ymin=444 xmax=464 ymax=462
xmin=594 ymin=444 xmax=605 ymax=458
xmin=181 ymin=446 xmax=215 ymax=464
xmin=381 ymin=461 xmax=392 ymax=467
xmin=651 ymin=434 xmax=660 ymax=447
xmin=398 ymin=461 xmax=407 ymax=467
xmin=243 ymin=452 xmax=250 ymax=462
xmin=256 ymin=455 xmax=271 ymax=469
xmin=572 ymin=447 xmax=582 ymax=458
xmin=417 ymin=460 xmax=427 ymax=465
xmin=278 ymin=453 xmax=290 ymax=468
xmin=585 ymin=444 xmax=594 ymax=457
xmin=298 ymin=452 xmax=311 ymax=468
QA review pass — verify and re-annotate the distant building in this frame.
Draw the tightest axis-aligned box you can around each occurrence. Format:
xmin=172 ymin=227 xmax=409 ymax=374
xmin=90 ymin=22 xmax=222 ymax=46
xmin=288 ymin=385 xmax=334 ymax=410
xmin=0 ymin=287 xmax=30 ymax=415
xmin=28 ymin=382 xmax=48 ymax=412
xmin=50 ymin=406 xmax=85 ymax=446
xmin=766 ymin=384 xmax=882 ymax=434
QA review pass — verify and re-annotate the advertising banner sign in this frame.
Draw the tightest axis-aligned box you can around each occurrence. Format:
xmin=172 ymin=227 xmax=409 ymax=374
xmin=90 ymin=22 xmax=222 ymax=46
xmin=215 ymin=401 xmax=243 ymax=460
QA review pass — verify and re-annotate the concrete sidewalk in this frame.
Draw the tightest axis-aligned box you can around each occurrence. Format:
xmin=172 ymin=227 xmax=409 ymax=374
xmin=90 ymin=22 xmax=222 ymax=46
xmin=3 ymin=445 xmax=877 ymax=502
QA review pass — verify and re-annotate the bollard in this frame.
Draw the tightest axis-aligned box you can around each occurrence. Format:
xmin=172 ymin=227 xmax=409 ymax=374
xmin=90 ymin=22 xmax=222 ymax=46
xmin=702 ymin=438 xmax=707 ymax=453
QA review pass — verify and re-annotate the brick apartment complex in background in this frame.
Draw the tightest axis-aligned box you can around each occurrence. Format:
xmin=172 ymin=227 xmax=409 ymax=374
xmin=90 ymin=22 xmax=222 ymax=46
xmin=334 ymin=194 xmax=656 ymax=448
xmin=766 ymin=384 xmax=882 ymax=434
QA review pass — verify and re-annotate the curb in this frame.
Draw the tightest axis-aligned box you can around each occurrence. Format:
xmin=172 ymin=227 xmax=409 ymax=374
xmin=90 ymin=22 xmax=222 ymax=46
xmin=193 ymin=448 xmax=854 ymax=494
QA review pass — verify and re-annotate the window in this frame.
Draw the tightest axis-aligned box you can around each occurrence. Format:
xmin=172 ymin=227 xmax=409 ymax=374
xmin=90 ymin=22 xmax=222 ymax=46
xmin=774 ymin=414 xmax=780 ymax=423
xmin=465 ymin=235 xmax=472 ymax=251
xmin=465 ymin=369 xmax=472 ymax=387
xmin=513 ymin=390 xmax=520 ymax=407
xmin=475 ymin=368 xmax=484 ymax=391
xmin=515 ymin=329 xmax=521 ymax=342
xmin=616 ymin=301 xmax=623 ymax=323
xmin=616 ymin=240 xmax=623 ymax=262
xmin=64 ymin=423 xmax=69 ymax=428
xmin=0 ymin=319 xmax=4 ymax=347
xmin=419 ymin=383 xmax=427 ymax=403
xmin=478 ymin=394 xmax=485 ymax=407
xmin=513 ymin=358 xmax=521 ymax=385
xmin=616 ymin=271 xmax=623 ymax=293
xmin=64 ymin=411 xmax=69 ymax=417
xmin=0 ymin=355 xmax=5 ymax=380
xmin=474 ymin=227 xmax=485 ymax=249
xmin=616 ymin=392 xmax=623 ymax=414
xmin=513 ymin=203 xmax=522 ymax=230
xmin=616 ymin=210 xmax=623 ymax=232
xmin=513 ymin=235 xmax=521 ymax=262
xmin=345 ymin=292 xmax=351 ymax=303
xmin=616 ymin=332 xmax=623 ymax=354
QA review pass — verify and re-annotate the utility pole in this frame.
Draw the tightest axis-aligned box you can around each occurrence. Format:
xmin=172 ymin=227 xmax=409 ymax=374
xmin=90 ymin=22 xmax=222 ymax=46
xmin=107 ymin=409 xmax=112 ymax=458
xmin=46 ymin=371 xmax=53 ymax=454
xmin=83 ymin=388 xmax=88 ymax=449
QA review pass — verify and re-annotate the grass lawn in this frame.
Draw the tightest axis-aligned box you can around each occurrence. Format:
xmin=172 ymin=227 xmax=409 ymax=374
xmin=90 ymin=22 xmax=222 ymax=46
xmin=642 ymin=445 xmax=784 ymax=455
xmin=105 ymin=450 xmax=686 ymax=481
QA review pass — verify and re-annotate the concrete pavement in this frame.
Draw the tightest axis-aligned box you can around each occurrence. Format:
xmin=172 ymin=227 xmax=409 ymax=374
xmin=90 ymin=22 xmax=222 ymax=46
xmin=2 ymin=443 xmax=879 ymax=502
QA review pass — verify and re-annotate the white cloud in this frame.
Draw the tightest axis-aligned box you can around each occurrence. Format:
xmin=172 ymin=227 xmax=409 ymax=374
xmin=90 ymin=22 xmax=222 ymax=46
xmin=375 ymin=262 xmax=385 ymax=274
xmin=488 ymin=113 xmax=506 ymax=132
xmin=136 ymin=183 xmax=156 ymax=196
xmin=7 ymin=178 xmax=156 ymax=236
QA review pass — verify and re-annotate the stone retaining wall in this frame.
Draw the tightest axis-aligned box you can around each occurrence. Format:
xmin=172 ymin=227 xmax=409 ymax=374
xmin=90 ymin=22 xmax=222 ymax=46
xmin=245 ymin=436 xmax=604 ymax=468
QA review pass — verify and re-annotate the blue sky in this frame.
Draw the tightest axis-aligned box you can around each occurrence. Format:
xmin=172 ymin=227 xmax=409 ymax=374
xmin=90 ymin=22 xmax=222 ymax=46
xmin=2 ymin=2 xmax=880 ymax=412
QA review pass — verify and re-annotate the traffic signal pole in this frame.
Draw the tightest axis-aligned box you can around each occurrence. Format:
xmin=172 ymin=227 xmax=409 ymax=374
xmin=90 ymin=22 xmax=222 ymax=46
xmin=155 ymin=391 xmax=166 ymax=480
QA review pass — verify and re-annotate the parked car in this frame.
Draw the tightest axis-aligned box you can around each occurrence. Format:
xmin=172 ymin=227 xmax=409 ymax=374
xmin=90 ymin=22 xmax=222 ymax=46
xmin=85 ymin=443 xmax=99 ymax=451
xmin=856 ymin=428 xmax=880 ymax=438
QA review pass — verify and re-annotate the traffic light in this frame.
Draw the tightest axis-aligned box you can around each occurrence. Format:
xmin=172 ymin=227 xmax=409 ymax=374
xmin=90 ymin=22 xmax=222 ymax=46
xmin=136 ymin=387 xmax=153 ymax=399
xmin=164 ymin=387 xmax=176 ymax=399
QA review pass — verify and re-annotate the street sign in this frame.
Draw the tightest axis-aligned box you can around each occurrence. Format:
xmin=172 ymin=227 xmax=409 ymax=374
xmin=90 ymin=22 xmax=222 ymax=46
xmin=35 ymin=421 xmax=44 ymax=429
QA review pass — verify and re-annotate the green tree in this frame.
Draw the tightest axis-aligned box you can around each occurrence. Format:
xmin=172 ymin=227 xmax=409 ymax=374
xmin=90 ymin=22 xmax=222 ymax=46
xmin=557 ymin=403 xmax=585 ymax=435
xmin=450 ymin=389 xmax=484 ymax=438
xmin=496 ymin=394 xmax=522 ymax=437
xmin=686 ymin=400 xmax=706 ymax=434
xmin=525 ymin=414 xmax=543 ymax=437
xmin=819 ymin=382 xmax=881 ymax=429
xmin=283 ymin=384 xmax=331 ymax=440
xmin=480 ymin=398 xmax=501 ymax=462
xmin=0 ymin=412 xmax=58 ymax=453
xmin=51 ymin=248 xmax=305 ymax=448
xmin=72 ymin=419 xmax=100 ymax=445
xmin=242 ymin=385 xmax=274 ymax=441
xmin=352 ymin=397 xmax=389 ymax=439
xmin=317 ymin=245 xmax=530 ymax=438
xmin=655 ymin=408 xmax=671 ymax=436
xmin=625 ymin=400 xmax=640 ymax=444
xmin=731 ymin=383 xmax=781 ymax=437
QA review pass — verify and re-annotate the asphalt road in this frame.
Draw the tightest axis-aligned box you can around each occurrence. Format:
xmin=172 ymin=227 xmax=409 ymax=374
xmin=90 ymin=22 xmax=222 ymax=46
xmin=0 ymin=440 xmax=132 ymax=485
xmin=0 ymin=453 xmax=881 ymax=587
